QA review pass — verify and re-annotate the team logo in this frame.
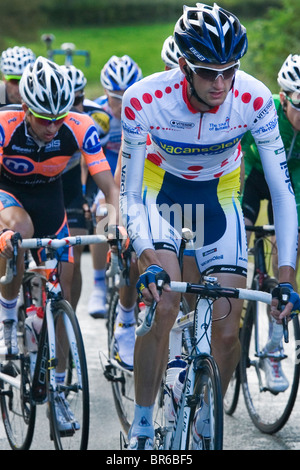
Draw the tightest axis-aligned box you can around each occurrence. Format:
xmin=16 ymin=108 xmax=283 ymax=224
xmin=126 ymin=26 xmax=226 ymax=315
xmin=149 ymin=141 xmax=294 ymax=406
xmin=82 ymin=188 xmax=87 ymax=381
xmin=3 ymin=157 xmax=34 ymax=174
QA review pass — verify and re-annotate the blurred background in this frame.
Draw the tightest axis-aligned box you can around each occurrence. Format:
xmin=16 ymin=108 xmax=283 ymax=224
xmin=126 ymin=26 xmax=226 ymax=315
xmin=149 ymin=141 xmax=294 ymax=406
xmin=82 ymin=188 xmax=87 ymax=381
xmin=1 ymin=0 xmax=299 ymax=98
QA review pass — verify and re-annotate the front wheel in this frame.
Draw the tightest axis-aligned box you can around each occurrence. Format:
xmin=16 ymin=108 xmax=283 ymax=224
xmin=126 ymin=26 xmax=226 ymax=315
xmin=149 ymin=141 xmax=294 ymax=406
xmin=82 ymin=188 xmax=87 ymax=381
xmin=0 ymin=305 xmax=36 ymax=450
xmin=185 ymin=356 xmax=223 ymax=450
xmin=240 ymin=278 xmax=300 ymax=434
xmin=47 ymin=300 xmax=89 ymax=450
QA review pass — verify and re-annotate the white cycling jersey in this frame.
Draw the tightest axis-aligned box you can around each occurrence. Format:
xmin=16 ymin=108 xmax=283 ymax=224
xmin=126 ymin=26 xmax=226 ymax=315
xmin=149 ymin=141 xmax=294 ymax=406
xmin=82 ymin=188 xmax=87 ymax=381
xmin=120 ymin=67 xmax=298 ymax=270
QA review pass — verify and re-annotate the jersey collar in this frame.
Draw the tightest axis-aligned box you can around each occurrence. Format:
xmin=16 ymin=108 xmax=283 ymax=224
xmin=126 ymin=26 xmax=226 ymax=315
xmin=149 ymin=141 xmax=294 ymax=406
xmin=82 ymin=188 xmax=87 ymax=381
xmin=182 ymin=77 xmax=219 ymax=114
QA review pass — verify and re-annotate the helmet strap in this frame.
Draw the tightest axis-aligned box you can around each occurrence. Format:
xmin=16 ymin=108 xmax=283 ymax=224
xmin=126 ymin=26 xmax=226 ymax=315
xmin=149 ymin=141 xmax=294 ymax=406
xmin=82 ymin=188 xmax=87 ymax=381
xmin=183 ymin=65 xmax=215 ymax=110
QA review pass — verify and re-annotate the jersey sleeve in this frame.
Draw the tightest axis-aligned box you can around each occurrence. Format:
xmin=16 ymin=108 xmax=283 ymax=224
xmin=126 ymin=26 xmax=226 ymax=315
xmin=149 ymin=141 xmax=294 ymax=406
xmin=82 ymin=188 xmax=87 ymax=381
xmin=77 ymin=114 xmax=111 ymax=175
xmin=249 ymin=92 xmax=298 ymax=269
xmin=120 ymin=86 xmax=154 ymax=257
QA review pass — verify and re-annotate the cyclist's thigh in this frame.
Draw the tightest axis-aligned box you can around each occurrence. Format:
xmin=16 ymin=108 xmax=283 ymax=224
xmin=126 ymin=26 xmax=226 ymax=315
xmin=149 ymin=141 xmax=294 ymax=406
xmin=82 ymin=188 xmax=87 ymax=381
xmin=242 ymin=167 xmax=271 ymax=225
xmin=195 ymin=168 xmax=248 ymax=279
xmin=211 ymin=272 xmax=246 ymax=337
xmin=58 ymin=261 xmax=74 ymax=303
xmin=0 ymin=190 xmax=34 ymax=237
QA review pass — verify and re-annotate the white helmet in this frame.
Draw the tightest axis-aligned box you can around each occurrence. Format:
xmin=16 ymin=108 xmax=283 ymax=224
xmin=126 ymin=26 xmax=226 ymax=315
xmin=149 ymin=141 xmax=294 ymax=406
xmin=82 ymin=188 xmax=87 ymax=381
xmin=161 ymin=36 xmax=181 ymax=69
xmin=61 ymin=65 xmax=87 ymax=92
xmin=19 ymin=56 xmax=74 ymax=115
xmin=277 ymin=54 xmax=300 ymax=92
xmin=0 ymin=46 xmax=36 ymax=75
xmin=100 ymin=55 xmax=142 ymax=91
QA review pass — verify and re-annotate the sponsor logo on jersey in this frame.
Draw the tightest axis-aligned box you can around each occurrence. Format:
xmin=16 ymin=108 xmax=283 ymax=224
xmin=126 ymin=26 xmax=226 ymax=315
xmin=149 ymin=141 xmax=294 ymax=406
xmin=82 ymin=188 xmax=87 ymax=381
xmin=154 ymin=135 xmax=242 ymax=155
xmin=3 ymin=156 xmax=34 ymax=174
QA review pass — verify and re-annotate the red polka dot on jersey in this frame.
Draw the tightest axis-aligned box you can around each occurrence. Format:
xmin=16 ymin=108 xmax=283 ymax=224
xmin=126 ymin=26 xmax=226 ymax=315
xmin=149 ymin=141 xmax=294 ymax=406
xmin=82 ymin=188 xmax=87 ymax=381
xmin=130 ymin=97 xmax=142 ymax=111
xmin=253 ymin=97 xmax=264 ymax=111
xmin=241 ymin=93 xmax=251 ymax=103
xmin=182 ymin=174 xmax=199 ymax=180
xmin=155 ymin=90 xmax=163 ymax=98
xmin=234 ymin=89 xmax=239 ymax=98
xmin=124 ymin=107 xmax=135 ymax=120
xmin=142 ymin=93 xmax=152 ymax=104
xmin=165 ymin=86 xmax=172 ymax=94
xmin=188 ymin=165 xmax=203 ymax=171
xmin=147 ymin=153 xmax=162 ymax=166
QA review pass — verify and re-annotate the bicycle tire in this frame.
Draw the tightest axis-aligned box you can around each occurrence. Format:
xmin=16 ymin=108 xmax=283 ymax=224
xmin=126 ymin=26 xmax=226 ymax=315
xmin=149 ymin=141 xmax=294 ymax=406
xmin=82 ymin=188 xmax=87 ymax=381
xmin=47 ymin=299 xmax=89 ymax=450
xmin=223 ymin=364 xmax=240 ymax=416
xmin=185 ymin=355 xmax=223 ymax=450
xmin=0 ymin=305 xmax=36 ymax=450
xmin=106 ymin=291 xmax=135 ymax=435
xmin=240 ymin=278 xmax=300 ymax=434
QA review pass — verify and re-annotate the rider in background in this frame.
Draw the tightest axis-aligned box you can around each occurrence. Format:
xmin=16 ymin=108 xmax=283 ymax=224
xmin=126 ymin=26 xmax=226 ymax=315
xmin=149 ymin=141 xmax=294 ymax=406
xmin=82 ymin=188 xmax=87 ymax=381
xmin=60 ymin=64 xmax=111 ymax=312
xmin=86 ymin=55 xmax=142 ymax=319
xmin=120 ymin=4 xmax=299 ymax=449
xmin=0 ymin=46 xmax=35 ymax=106
xmin=241 ymin=54 xmax=300 ymax=393
xmin=242 ymin=54 xmax=300 ymax=271
xmin=0 ymin=57 xmax=120 ymax=431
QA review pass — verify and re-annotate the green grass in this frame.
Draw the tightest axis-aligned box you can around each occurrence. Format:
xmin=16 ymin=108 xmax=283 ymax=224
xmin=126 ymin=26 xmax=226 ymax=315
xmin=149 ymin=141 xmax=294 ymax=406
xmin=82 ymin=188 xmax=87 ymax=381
xmin=13 ymin=23 xmax=177 ymax=99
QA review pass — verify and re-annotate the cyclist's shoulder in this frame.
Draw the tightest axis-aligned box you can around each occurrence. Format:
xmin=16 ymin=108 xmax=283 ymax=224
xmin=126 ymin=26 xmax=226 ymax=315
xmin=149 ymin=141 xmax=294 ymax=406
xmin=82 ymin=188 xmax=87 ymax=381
xmin=124 ymin=68 xmax=182 ymax=100
xmin=0 ymin=104 xmax=24 ymax=126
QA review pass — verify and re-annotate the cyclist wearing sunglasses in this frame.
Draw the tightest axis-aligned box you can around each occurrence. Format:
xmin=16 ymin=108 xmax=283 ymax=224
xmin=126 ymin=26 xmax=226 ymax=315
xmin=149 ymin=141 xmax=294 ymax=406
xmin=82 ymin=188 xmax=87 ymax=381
xmin=85 ymin=55 xmax=142 ymax=319
xmin=59 ymin=65 xmax=112 ymax=313
xmin=0 ymin=57 xmax=120 ymax=358
xmin=0 ymin=46 xmax=36 ymax=106
xmin=120 ymin=3 xmax=299 ymax=450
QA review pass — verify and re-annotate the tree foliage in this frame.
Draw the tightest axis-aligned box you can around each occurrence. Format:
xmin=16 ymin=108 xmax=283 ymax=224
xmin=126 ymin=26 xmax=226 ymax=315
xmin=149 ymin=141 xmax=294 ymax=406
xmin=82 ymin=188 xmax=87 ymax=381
xmin=243 ymin=0 xmax=300 ymax=91
xmin=0 ymin=0 xmax=43 ymax=51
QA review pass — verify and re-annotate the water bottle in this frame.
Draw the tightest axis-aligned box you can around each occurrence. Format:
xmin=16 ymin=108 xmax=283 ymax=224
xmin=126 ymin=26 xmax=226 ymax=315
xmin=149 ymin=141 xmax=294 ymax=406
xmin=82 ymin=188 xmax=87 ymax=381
xmin=164 ymin=356 xmax=187 ymax=422
xmin=173 ymin=367 xmax=187 ymax=404
xmin=25 ymin=305 xmax=44 ymax=353
xmin=166 ymin=356 xmax=187 ymax=387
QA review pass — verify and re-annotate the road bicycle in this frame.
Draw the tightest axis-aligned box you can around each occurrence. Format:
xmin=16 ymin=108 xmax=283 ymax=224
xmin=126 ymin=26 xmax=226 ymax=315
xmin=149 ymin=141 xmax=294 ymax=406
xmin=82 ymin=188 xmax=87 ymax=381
xmin=101 ymin=244 xmax=140 ymax=436
xmin=0 ymin=232 xmax=107 ymax=450
xmin=238 ymin=225 xmax=300 ymax=434
xmin=135 ymin=275 xmax=277 ymax=450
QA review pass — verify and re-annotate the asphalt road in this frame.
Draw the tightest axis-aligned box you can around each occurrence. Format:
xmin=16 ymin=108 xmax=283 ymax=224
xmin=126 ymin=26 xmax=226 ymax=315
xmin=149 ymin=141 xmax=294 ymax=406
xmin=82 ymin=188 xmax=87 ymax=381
xmin=1 ymin=251 xmax=300 ymax=451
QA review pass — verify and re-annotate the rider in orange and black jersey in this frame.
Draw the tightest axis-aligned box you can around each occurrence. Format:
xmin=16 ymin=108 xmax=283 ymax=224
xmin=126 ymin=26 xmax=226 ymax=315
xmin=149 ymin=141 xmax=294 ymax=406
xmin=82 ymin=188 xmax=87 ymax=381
xmin=0 ymin=57 xmax=119 ymax=362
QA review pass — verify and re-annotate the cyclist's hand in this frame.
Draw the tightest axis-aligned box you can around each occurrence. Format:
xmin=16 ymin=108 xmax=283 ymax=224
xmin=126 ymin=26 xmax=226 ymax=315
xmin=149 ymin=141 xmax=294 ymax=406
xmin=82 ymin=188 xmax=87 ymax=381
xmin=271 ymin=282 xmax=300 ymax=322
xmin=105 ymin=225 xmax=127 ymax=252
xmin=0 ymin=229 xmax=17 ymax=259
xmin=136 ymin=264 xmax=170 ymax=305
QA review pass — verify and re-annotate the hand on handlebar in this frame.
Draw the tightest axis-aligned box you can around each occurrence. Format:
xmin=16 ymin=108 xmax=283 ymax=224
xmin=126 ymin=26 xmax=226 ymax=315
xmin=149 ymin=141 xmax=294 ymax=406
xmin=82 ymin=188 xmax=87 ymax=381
xmin=136 ymin=264 xmax=171 ymax=305
xmin=105 ymin=225 xmax=127 ymax=252
xmin=0 ymin=229 xmax=20 ymax=259
xmin=271 ymin=282 xmax=300 ymax=322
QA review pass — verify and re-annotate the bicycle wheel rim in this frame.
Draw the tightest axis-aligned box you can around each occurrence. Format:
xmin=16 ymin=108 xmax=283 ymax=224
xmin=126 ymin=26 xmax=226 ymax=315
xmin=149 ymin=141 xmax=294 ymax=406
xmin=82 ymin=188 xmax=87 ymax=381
xmin=107 ymin=292 xmax=135 ymax=435
xmin=240 ymin=281 xmax=300 ymax=434
xmin=48 ymin=300 xmax=89 ymax=449
xmin=186 ymin=356 xmax=223 ymax=450
xmin=0 ymin=305 xmax=36 ymax=450
xmin=223 ymin=365 xmax=240 ymax=416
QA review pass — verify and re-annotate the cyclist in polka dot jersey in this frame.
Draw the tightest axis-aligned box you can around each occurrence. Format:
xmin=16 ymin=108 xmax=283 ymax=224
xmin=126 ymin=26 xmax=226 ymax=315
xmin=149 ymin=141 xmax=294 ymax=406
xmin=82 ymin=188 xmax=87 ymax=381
xmin=120 ymin=4 xmax=299 ymax=450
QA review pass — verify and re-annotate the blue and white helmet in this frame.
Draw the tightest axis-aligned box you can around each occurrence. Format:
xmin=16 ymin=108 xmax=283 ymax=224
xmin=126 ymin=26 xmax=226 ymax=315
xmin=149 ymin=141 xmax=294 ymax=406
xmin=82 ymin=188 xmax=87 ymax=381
xmin=19 ymin=56 xmax=74 ymax=115
xmin=61 ymin=65 xmax=87 ymax=92
xmin=277 ymin=54 xmax=300 ymax=93
xmin=161 ymin=36 xmax=181 ymax=69
xmin=0 ymin=46 xmax=36 ymax=75
xmin=100 ymin=55 xmax=142 ymax=91
xmin=174 ymin=3 xmax=248 ymax=65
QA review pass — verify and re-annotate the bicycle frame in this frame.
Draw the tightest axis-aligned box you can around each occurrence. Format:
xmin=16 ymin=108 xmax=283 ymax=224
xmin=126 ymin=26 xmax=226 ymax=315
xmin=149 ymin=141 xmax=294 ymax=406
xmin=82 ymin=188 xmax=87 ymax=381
xmin=137 ymin=278 xmax=273 ymax=450
xmin=0 ymin=233 xmax=108 ymax=450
